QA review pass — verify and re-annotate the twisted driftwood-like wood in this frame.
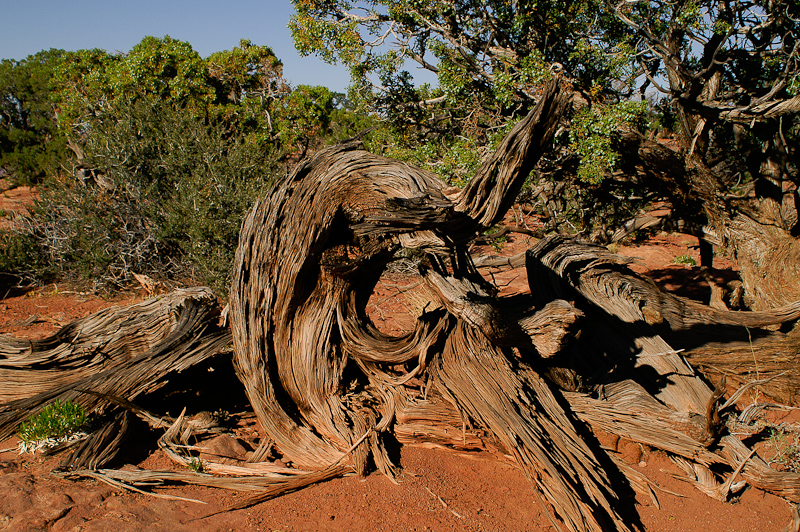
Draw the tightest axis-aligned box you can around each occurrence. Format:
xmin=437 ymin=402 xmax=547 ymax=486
xmin=224 ymin=78 xmax=800 ymax=531
xmin=0 ymin=288 xmax=224 ymax=404
xmin=228 ymin=81 xmax=640 ymax=531
xmin=527 ymin=235 xmax=800 ymax=504
xmin=0 ymin=288 xmax=230 ymax=467
xmin=3 ymin=78 xmax=800 ymax=531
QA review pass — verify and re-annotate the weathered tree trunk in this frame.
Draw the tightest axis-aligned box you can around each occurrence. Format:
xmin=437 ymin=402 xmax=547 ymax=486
xmin=687 ymin=153 xmax=800 ymax=311
xmin=4 ymin=79 xmax=800 ymax=532
xmin=646 ymin=17 xmax=800 ymax=312
xmin=0 ymin=288 xmax=230 ymax=467
xmin=227 ymin=79 xmax=800 ymax=531
xmin=228 ymin=81 xmax=642 ymax=531
xmin=721 ymin=215 xmax=800 ymax=310
xmin=619 ymin=127 xmax=800 ymax=311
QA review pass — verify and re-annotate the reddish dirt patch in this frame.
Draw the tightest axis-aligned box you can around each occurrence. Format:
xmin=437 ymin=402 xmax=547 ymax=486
xmin=616 ymin=232 xmax=740 ymax=303
xmin=1 ymin=219 xmax=797 ymax=531
xmin=0 ymin=287 xmax=138 ymax=339
xmin=1 ymin=434 xmax=791 ymax=532
xmin=0 ymin=178 xmax=38 ymax=231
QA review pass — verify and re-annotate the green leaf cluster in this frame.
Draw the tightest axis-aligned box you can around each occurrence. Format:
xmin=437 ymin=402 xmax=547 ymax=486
xmin=570 ymin=100 xmax=647 ymax=184
xmin=380 ymin=133 xmax=486 ymax=188
xmin=41 ymin=97 xmax=280 ymax=293
xmin=290 ymin=0 xmax=637 ymax=115
xmin=493 ymin=51 xmax=551 ymax=107
xmin=288 ymin=0 xmax=651 ymax=234
xmin=0 ymin=229 xmax=52 ymax=282
xmin=0 ymin=50 xmax=68 ymax=184
xmin=290 ymin=0 xmax=800 ymax=243
xmin=672 ymin=254 xmax=697 ymax=266
xmin=18 ymin=399 xmax=87 ymax=444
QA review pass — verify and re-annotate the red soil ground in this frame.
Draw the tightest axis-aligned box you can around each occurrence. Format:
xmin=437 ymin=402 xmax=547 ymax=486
xmin=1 ymin=183 xmax=797 ymax=531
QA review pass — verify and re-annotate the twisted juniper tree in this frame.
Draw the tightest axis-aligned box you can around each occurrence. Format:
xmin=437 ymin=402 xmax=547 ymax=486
xmin=3 ymin=80 xmax=800 ymax=532
xmin=227 ymin=79 xmax=800 ymax=531
xmin=290 ymin=0 xmax=800 ymax=310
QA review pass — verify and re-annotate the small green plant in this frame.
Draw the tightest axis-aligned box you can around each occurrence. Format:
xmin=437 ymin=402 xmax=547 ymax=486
xmin=484 ymin=227 xmax=509 ymax=252
xmin=766 ymin=427 xmax=800 ymax=473
xmin=570 ymin=100 xmax=648 ymax=184
xmin=188 ymin=457 xmax=206 ymax=473
xmin=0 ymin=230 xmax=52 ymax=283
xmin=672 ymin=254 xmax=697 ymax=266
xmin=18 ymin=399 xmax=87 ymax=451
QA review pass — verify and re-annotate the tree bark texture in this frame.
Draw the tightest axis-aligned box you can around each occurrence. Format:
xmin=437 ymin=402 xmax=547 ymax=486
xmin=228 ymin=79 xmax=800 ymax=531
xmin=618 ymin=131 xmax=800 ymax=311
xmin=3 ymin=80 xmax=800 ymax=532
xmin=228 ymin=82 xmax=643 ymax=531
xmin=0 ymin=288 xmax=230 ymax=467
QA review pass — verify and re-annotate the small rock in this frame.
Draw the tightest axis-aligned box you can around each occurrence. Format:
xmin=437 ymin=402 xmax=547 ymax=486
xmin=103 ymin=496 xmax=127 ymax=512
xmin=197 ymin=434 xmax=247 ymax=465
xmin=51 ymin=515 xmax=86 ymax=532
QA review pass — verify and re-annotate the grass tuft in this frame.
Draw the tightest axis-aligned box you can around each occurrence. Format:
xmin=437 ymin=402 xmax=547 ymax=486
xmin=672 ymin=254 xmax=697 ymax=266
xmin=766 ymin=425 xmax=800 ymax=473
xmin=18 ymin=399 xmax=87 ymax=451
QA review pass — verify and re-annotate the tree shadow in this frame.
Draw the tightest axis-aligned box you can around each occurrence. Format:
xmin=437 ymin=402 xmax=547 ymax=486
xmin=642 ymin=266 xmax=741 ymax=303
xmin=102 ymin=353 xmax=252 ymax=468
xmin=0 ymin=273 xmax=34 ymax=300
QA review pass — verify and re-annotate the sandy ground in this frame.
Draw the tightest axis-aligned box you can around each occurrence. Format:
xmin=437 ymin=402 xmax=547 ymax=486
xmin=1 ymin=185 xmax=798 ymax=531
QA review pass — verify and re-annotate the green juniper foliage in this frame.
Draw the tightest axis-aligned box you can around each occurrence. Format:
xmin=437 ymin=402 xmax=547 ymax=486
xmin=672 ymin=254 xmax=697 ymax=266
xmin=289 ymin=1 xmax=657 ymax=235
xmin=0 ymin=49 xmax=68 ymax=185
xmin=291 ymin=0 xmax=800 ymax=243
xmin=0 ymin=37 xmax=368 ymax=294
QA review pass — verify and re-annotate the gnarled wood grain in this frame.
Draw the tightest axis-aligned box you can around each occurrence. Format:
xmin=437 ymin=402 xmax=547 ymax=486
xmin=3 ymin=77 xmax=800 ymax=532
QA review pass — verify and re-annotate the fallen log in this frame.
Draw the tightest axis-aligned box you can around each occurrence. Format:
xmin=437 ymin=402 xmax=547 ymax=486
xmin=0 ymin=288 xmax=230 ymax=467
xmin=527 ymin=235 xmax=800 ymax=503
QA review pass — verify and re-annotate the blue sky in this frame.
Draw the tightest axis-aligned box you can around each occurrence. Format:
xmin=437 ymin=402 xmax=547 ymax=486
xmin=0 ymin=0 xmax=354 ymax=92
